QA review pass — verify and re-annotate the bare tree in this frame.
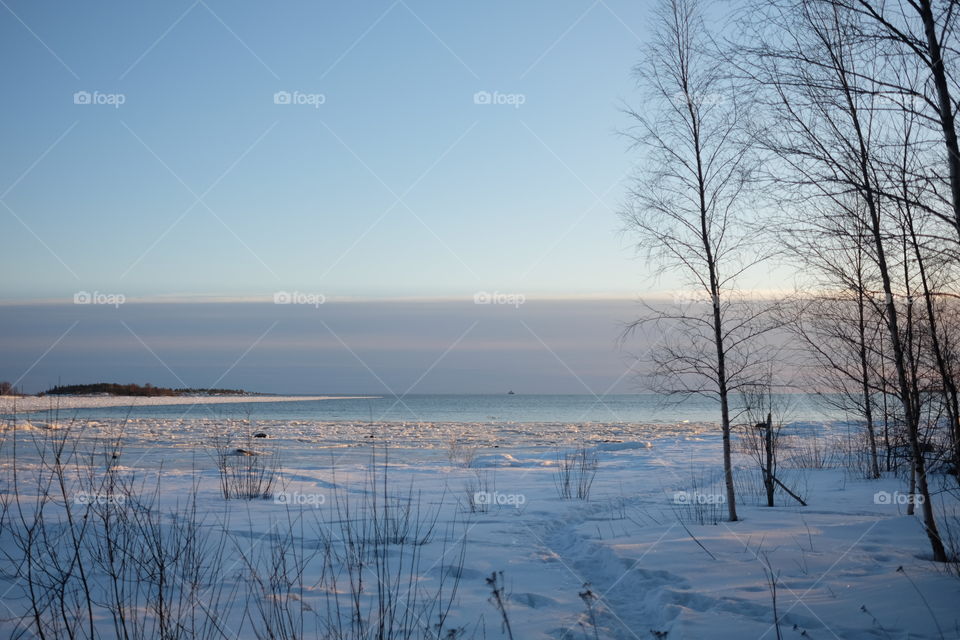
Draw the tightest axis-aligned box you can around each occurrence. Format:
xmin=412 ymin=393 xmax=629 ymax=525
xmin=825 ymin=0 xmax=960 ymax=243
xmin=740 ymin=368 xmax=807 ymax=506
xmin=779 ymin=202 xmax=886 ymax=478
xmin=622 ymin=0 xmax=772 ymax=522
xmin=883 ymin=96 xmax=960 ymax=477
xmin=741 ymin=0 xmax=949 ymax=560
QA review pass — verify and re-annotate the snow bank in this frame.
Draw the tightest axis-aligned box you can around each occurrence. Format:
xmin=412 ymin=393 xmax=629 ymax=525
xmin=0 ymin=416 xmax=954 ymax=639
xmin=0 ymin=394 xmax=370 ymax=414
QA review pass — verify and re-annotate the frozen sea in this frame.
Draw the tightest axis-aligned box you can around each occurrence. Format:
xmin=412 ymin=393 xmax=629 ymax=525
xmin=24 ymin=392 xmax=842 ymax=424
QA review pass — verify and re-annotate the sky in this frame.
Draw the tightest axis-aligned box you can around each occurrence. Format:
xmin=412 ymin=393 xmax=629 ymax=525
xmin=0 ymin=300 xmax=663 ymax=395
xmin=0 ymin=0 xmax=657 ymax=301
xmin=0 ymin=0 xmax=710 ymax=393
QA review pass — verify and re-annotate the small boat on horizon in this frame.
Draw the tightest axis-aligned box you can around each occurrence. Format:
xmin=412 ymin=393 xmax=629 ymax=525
xmin=507 ymin=390 xmax=515 ymax=395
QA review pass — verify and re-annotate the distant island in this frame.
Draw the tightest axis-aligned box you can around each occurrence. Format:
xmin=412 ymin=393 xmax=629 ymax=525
xmin=43 ymin=383 xmax=257 ymax=397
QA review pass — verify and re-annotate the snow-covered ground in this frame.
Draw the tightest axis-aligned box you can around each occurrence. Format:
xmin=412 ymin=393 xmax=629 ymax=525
xmin=0 ymin=416 xmax=956 ymax=639
xmin=0 ymin=394 xmax=370 ymax=413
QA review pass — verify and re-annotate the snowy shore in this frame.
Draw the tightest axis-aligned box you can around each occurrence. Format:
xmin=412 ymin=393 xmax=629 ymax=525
xmin=0 ymin=394 xmax=372 ymax=414
xmin=0 ymin=416 xmax=956 ymax=639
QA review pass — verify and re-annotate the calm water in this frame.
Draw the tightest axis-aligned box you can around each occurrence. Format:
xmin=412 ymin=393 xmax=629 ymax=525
xmin=28 ymin=393 xmax=840 ymax=424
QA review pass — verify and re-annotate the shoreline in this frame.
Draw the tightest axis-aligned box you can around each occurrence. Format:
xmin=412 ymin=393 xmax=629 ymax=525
xmin=0 ymin=394 xmax=375 ymax=414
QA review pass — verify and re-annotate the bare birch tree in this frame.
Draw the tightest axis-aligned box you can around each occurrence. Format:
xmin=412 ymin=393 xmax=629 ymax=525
xmin=825 ymin=0 xmax=960 ymax=243
xmin=622 ymin=0 xmax=771 ymax=522
xmin=741 ymin=0 xmax=949 ymax=560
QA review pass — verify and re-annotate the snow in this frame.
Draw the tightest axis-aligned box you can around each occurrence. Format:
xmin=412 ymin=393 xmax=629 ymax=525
xmin=0 ymin=416 xmax=956 ymax=639
xmin=0 ymin=394 xmax=370 ymax=413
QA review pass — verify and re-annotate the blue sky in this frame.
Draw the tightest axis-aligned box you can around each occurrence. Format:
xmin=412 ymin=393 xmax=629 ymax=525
xmin=0 ymin=1 xmax=760 ymax=394
xmin=1 ymin=0 xmax=656 ymax=301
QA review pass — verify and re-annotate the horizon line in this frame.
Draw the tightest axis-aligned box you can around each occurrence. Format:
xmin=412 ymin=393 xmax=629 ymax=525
xmin=0 ymin=289 xmax=802 ymax=307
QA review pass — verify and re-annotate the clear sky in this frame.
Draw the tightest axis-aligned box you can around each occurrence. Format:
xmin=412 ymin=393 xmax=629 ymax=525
xmin=0 ymin=0 xmax=657 ymax=302
xmin=1 ymin=1 xmax=753 ymax=394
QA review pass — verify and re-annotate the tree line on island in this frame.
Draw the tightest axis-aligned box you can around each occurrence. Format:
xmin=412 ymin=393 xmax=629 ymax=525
xmin=40 ymin=383 xmax=252 ymax=397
